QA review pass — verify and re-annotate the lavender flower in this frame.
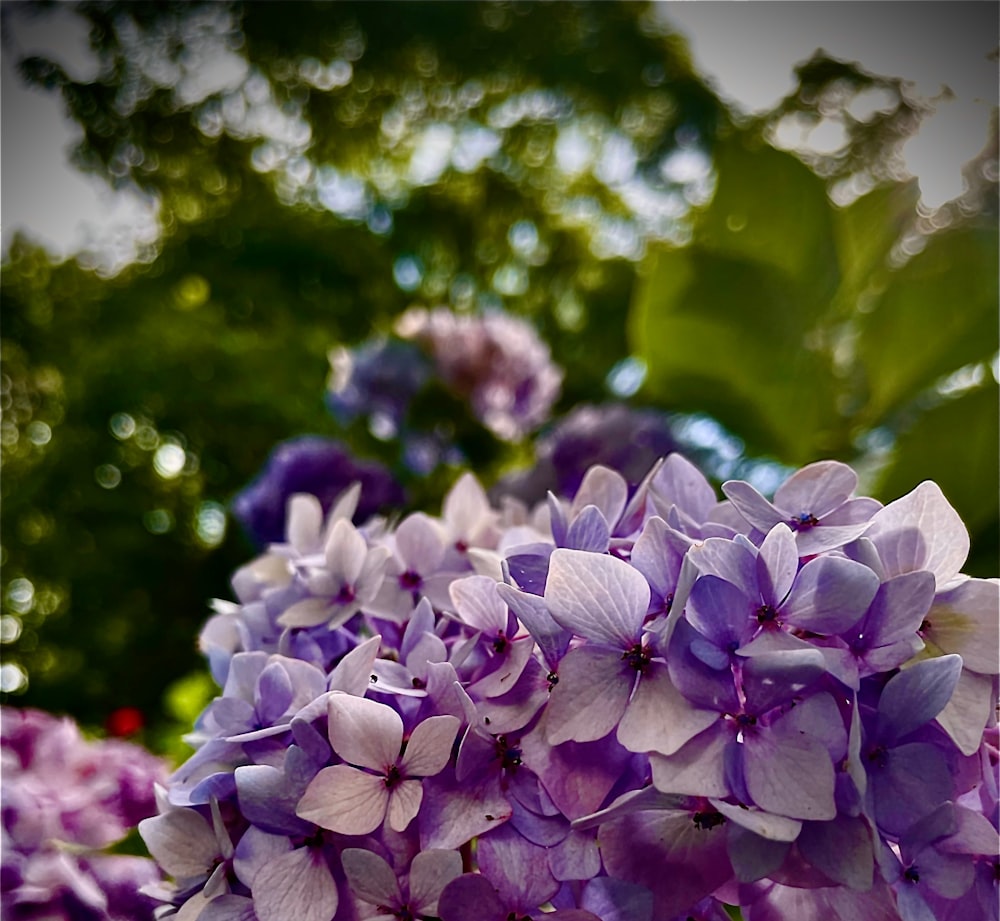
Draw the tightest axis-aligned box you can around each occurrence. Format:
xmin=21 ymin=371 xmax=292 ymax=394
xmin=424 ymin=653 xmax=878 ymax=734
xmin=1 ymin=707 xmax=167 ymax=920
xmin=231 ymin=435 xmax=405 ymax=547
xmin=142 ymin=452 xmax=998 ymax=920
xmin=396 ymin=306 xmax=563 ymax=441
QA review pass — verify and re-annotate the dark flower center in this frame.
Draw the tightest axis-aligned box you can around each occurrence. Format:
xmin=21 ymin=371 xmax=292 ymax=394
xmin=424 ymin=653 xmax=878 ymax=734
xmin=692 ymin=810 xmax=726 ymax=831
xmin=546 ymin=671 xmax=559 ymax=690
xmin=411 ymin=676 xmax=426 ymax=690
xmin=384 ymin=764 xmax=402 ymax=788
xmin=865 ymin=744 xmax=889 ymax=769
xmin=494 ymin=734 xmax=522 ymax=771
xmin=790 ymin=512 xmax=820 ymax=531
xmin=399 ymin=570 xmax=422 ymax=590
xmin=335 ymin=584 xmax=356 ymax=604
xmin=904 ymin=866 xmax=920 ymax=883
xmin=492 ymin=633 xmax=509 ymax=654
xmin=756 ymin=604 xmax=778 ymax=624
xmin=621 ymin=642 xmax=651 ymax=673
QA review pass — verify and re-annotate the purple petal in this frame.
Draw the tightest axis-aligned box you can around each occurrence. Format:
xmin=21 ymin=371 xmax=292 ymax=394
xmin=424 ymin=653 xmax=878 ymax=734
xmin=327 ymin=694 xmax=402 ymax=769
xmin=251 ymin=847 xmax=339 ymax=921
xmin=580 ymin=876 xmax=654 ymax=921
xmin=598 ymin=809 xmax=732 ymax=920
xmin=743 ymin=724 xmax=837 ymax=820
xmin=235 ymin=764 xmax=313 ymax=836
xmin=137 ymin=809 xmax=218 ymax=879
xmin=756 ymin=524 xmax=797 ymax=607
xmin=324 ymin=518 xmax=368 ymax=584
xmin=544 ymin=646 xmax=632 ymax=745
xmin=387 ymin=779 xmax=423 ymax=832
xmin=570 ymin=464 xmax=627 ymax=527
xmin=199 ymin=895 xmax=258 ymax=921
xmin=667 ymin=618 xmax=740 ymax=713
xmin=548 ymin=829 xmax=601 ymax=881
xmin=477 ymin=823 xmax=559 ymax=909
xmin=630 ymin=516 xmax=684 ymax=603
xmin=296 ymin=764 xmax=388 ymax=835
xmin=864 ymin=481 xmax=969 ymax=586
xmin=651 ymin=452 xmax=718 ymax=524
xmin=797 ymin=814 xmax=875 ymax=891
xmin=340 ymin=848 xmax=401 ymax=908
xmin=773 ymin=460 xmax=857 ymax=520
xmin=925 ymin=577 xmax=1000 ymax=674
xmin=327 ymin=635 xmax=382 ymax=695
xmin=564 ymin=504 xmax=612 ymax=553
xmin=401 ymin=715 xmax=459 ymax=777
xmin=709 ymin=799 xmax=802 ymax=841
xmin=616 ymin=661 xmax=718 ymax=756
xmin=232 ymin=825 xmax=293 ymax=890
xmin=937 ymin=668 xmax=996 ymax=756
xmin=875 ymin=654 xmax=963 ymax=743
xmin=740 ymin=648 xmax=827 ymax=715
xmin=497 ymin=582 xmax=570 ymax=669
xmin=726 ymin=821 xmax=792 ymax=882
xmin=858 ymin=571 xmax=934 ymax=648
xmin=438 ymin=874 xmax=505 ymax=921
xmin=395 ymin=512 xmax=446 ymax=573
xmin=418 ymin=770 xmax=512 ymax=850
xmin=254 ymin=662 xmax=295 ymax=726
xmin=781 ymin=556 xmax=880 ymax=635
xmin=687 ymin=575 xmax=755 ymax=651
xmin=450 ymin=575 xmax=508 ymax=634
xmin=794 ymin=522 xmax=875 ymax=556
xmin=409 ymin=849 xmax=464 ymax=915
xmin=870 ymin=742 xmax=954 ymax=837
xmin=649 ymin=723 xmax=731 ymax=798
xmin=721 ymin=480 xmax=785 ymax=533
xmin=544 ymin=548 xmax=649 ymax=647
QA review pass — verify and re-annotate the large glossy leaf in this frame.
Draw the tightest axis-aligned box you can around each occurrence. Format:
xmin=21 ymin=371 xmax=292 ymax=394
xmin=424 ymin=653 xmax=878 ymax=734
xmin=876 ymin=380 xmax=999 ymax=539
xmin=832 ymin=179 xmax=920 ymax=311
xmin=855 ymin=224 xmax=999 ymax=423
xmin=631 ymin=245 xmax=842 ymax=463
xmin=698 ymin=134 xmax=841 ymax=310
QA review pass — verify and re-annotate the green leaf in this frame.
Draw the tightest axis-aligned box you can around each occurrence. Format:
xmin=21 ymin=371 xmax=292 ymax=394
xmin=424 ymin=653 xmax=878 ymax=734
xmin=631 ymin=246 xmax=841 ymax=463
xmin=698 ymin=133 xmax=841 ymax=311
xmin=875 ymin=380 xmax=999 ymax=536
xmin=832 ymin=179 xmax=919 ymax=310
xmin=855 ymin=224 xmax=999 ymax=423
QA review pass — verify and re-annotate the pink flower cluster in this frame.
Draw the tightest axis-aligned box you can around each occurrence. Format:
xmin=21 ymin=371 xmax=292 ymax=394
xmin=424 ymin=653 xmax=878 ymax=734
xmin=141 ymin=455 xmax=998 ymax=920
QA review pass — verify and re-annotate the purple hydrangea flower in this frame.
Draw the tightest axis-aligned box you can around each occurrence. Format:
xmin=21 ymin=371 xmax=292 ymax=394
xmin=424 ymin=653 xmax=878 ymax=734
xmin=143 ymin=452 xmax=997 ymax=920
xmin=231 ymin=435 xmax=405 ymax=547
xmin=495 ymin=402 xmax=678 ymax=504
xmin=396 ymin=306 xmax=563 ymax=442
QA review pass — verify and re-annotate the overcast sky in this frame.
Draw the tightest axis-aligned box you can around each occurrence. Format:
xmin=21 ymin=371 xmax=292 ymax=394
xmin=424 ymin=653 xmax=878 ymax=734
xmin=2 ymin=2 xmax=997 ymax=266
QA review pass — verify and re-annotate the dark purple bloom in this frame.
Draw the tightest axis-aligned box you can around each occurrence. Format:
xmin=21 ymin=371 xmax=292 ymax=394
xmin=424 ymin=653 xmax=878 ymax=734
xmin=231 ymin=435 xmax=404 ymax=547
xmin=495 ymin=402 xmax=677 ymax=503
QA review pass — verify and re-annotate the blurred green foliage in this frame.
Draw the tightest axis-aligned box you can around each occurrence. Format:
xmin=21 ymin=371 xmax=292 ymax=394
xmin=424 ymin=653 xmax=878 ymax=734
xmin=1 ymin=0 xmax=996 ymax=752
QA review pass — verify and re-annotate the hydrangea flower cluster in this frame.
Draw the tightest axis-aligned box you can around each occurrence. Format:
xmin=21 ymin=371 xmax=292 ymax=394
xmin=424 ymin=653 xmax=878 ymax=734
xmin=493 ymin=403 xmax=678 ymax=506
xmin=142 ymin=454 xmax=999 ymax=920
xmin=1 ymin=707 xmax=169 ymax=920
xmin=232 ymin=436 xmax=405 ymax=548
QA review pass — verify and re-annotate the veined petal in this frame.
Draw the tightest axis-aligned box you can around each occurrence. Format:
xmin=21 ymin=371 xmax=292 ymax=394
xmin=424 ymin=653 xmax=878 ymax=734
xmin=324 ymin=518 xmax=368 ymax=585
xmin=649 ymin=724 xmax=730 ymax=798
xmin=449 ymin=575 xmax=507 ymax=634
xmin=936 ymin=668 xmax=995 ymax=756
xmin=743 ymin=724 xmax=837 ymax=820
xmin=564 ymin=505 xmax=611 ymax=553
xmin=278 ymin=597 xmax=333 ymax=629
xmin=781 ymin=556 xmax=880 ymax=635
xmin=544 ymin=646 xmax=632 ymax=745
xmin=708 ymin=798 xmax=802 ymax=842
xmin=924 ymin=577 xmax=1000 ymax=674
xmin=409 ymin=849 xmax=464 ymax=916
xmin=296 ymin=764 xmax=388 ymax=835
xmin=327 ymin=694 xmax=402 ymax=769
xmin=387 ymin=779 xmax=423 ymax=832
xmin=797 ymin=814 xmax=875 ymax=891
xmin=138 ymin=809 xmax=218 ymax=878
xmin=438 ymin=873 xmax=506 ymax=921
xmin=721 ymin=480 xmax=785 ymax=533
xmin=396 ymin=512 xmax=446 ymax=573
xmin=865 ymin=481 xmax=969 ymax=586
xmin=327 ymin=634 xmax=382 ymax=696
xmin=875 ymin=654 xmax=962 ymax=744
xmin=773 ymin=460 xmax=857 ymax=520
xmin=544 ymin=549 xmax=649 ymax=647
xmin=757 ymin=523 xmax=797 ymax=607
xmin=340 ymin=848 xmax=401 ymax=908
xmin=251 ymin=847 xmax=339 ymax=921
xmin=401 ymin=715 xmax=460 ymax=777
xmin=570 ymin=464 xmax=627 ymax=527
xmin=617 ymin=661 xmax=718 ymax=756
